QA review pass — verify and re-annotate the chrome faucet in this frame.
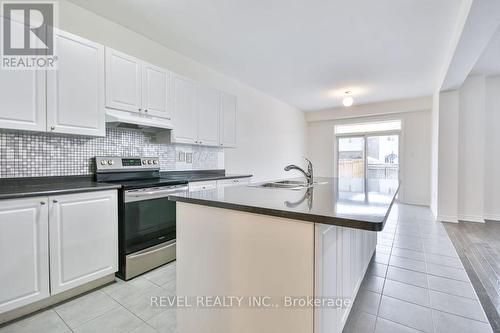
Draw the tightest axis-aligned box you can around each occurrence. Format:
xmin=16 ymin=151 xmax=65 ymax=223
xmin=284 ymin=157 xmax=314 ymax=185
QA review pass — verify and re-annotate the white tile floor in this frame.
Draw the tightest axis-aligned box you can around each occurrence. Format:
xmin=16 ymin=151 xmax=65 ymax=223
xmin=0 ymin=263 xmax=177 ymax=333
xmin=0 ymin=202 xmax=494 ymax=333
xmin=344 ymin=202 xmax=494 ymax=333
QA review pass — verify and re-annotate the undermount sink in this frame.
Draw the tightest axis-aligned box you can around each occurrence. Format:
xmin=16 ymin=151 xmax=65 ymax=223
xmin=249 ymin=180 xmax=327 ymax=190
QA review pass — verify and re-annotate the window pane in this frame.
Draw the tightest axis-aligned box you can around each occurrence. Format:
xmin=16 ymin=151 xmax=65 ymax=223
xmin=338 ymin=137 xmax=365 ymax=178
xmin=335 ymin=120 xmax=401 ymax=135
xmin=366 ymin=135 xmax=399 ymax=180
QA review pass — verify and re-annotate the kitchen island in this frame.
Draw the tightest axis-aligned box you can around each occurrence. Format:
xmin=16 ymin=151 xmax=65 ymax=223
xmin=169 ymin=177 xmax=399 ymax=333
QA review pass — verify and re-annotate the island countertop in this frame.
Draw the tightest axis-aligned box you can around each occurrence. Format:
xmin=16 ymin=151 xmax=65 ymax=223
xmin=169 ymin=177 xmax=399 ymax=231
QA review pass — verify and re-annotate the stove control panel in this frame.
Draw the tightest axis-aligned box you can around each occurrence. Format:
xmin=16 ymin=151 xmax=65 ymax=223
xmin=95 ymin=156 xmax=160 ymax=171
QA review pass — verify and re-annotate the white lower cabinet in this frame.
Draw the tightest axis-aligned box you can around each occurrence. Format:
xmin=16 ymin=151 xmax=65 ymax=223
xmin=0 ymin=198 xmax=50 ymax=314
xmin=0 ymin=190 xmax=118 ymax=314
xmin=315 ymin=225 xmax=377 ymax=333
xmin=49 ymin=191 xmax=118 ymax=295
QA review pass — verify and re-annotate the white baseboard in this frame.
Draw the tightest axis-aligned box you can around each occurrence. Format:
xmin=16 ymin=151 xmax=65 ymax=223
xmin=483 ymin=214 xmax=500 ymax=222
xmin=437 ymin=215 xmax=459 ymax=223
xmin=457 ymin=214 xmax=485 ymax=223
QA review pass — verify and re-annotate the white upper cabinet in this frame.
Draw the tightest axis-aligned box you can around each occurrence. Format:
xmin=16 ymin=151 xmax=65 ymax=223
xmin=172 ymin=74 xmax=197 ymax=144
xmin=142 ymin=63 xmax=171 ymax=119
xmin=47 ymin=30 xmax=105 ymax=137
xmin=0 ymin=69 xmax=46 ymax=132
xmin=105 ymin=48 xmax=142 ymax=113
xmin=0 ymin=197 xmax=50 ymax=314
xmin=0 ymin=17 xmax=45 ymax=132
xmin=219 ymin=92 xmax=237 ymax=148
xmin=48 ymin=190 xmax=118 ymax=295
xmin=196 ymin=85 xmax=220 ymax=146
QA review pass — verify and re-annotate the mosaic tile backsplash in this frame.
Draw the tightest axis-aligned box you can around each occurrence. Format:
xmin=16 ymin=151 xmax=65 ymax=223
xmin=0 ymin=128 xmax=223 ymax=178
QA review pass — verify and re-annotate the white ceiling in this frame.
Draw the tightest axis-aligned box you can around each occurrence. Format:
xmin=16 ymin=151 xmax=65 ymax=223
xmin=68 ymin=0 xmax=462 ymax=111
xmin=471 ymin=26 xmax=500 ymax=76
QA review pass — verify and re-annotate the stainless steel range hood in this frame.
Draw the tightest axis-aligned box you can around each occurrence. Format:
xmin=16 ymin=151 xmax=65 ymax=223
xmin=106 ymin=109 xmax=174 ymax=132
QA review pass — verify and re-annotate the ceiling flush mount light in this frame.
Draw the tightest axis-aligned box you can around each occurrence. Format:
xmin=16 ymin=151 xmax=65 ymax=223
xmin=342 ymin=91 xmax=354 ymax=107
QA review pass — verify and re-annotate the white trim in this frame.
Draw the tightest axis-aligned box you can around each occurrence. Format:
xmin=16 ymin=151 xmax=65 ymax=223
xmin=437 ymin=214 xmax=459 ymax=223
xmin=483 ymin=214 xmax=500 ymax=222
xmin=457 ymin=214 xmax=485 ymax=223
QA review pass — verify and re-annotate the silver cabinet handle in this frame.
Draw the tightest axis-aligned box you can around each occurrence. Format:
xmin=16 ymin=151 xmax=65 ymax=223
xmin=53 ymin=200 xmax=58 ymax=203
xmin=144 ymin=109 xmax=148 ymax=113
xmin=40 ymin=201 xmax=46 ymax=205
xmin=138 ymin=108 xmax=142 ymax=112
xmin=50 ymin=126 xmax=55 ymax=131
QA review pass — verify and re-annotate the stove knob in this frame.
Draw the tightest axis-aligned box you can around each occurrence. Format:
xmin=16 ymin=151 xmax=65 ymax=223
xmin=142 ymin=160 xmax=147 ymax=165
xmin=100 ymin=160 xmax=106 ymax=166
xmin=108 ymin=160 xmax=114 ymax=165
xmin=148 ymin=160 xmax=152 ymax=165
xmin=153 ymin=160 xmax=158 ymax=165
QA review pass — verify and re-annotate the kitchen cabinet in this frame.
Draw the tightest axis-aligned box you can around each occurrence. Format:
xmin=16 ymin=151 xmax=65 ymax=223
xmin=314 ymin=225 xmax=376 ymax=332
xmin=0 ymin=198 xmax=50 ymax=314
xmin=0 ymin=26 xmax=105 ymax=137
xmin=142 ymin=63 xmax=171 ymax=119
xmin=0 ymin=18 xmax=45 ymax=132
xmin=105 ymin=48 xmax=142 ymax=113
xmin=172 ymin=74 xmax=198 ymax=144
xmin=105 ymin=47 xmax=172 ymax=121
xmin=0 ymin=190 xmax=118 ymax=314
xmin=0 ymin=69 xmax=46 ymax=132
xmin=196 ymin=85 xmax=220 ymax=146
xmin=47 ymin=30 xmax=105 ymax=136
xmin=188 ymin=180 xmax=218 ymax=192
xmin=216 ymin=177 xmax=251 ymax=187
xmin=49 ymin=190 xmax=118 ymax=295
xmin=219 ymin=92 xmax=237 ymax=148
xmin=172 ymin=81 xmax=237 ymax=148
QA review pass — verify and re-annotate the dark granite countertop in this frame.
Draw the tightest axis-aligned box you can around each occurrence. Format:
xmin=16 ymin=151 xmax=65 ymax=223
xmin=0 ymin=171 xmax=252 ymax=200
xmin=169 ymin=177 xmax=399 ymax=231
xmin=0 ymin=176 xmax=121 ymax=200
xmin=160 ymin=169 xmax=252 ymax=182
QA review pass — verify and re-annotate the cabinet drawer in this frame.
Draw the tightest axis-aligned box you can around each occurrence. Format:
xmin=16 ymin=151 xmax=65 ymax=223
xmin=217 ymin=177 xmax=250 ymax=187
xmin=188 ymin=180 xmax=217 ymax=192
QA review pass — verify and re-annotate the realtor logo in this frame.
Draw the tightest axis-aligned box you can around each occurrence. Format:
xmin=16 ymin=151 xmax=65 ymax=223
xmin=1 ymin=1 xmax=58 ymax=69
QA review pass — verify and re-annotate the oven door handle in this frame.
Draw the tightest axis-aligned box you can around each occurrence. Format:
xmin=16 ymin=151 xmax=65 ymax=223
xmin=125 ymin=186 xmax=189 ymax=202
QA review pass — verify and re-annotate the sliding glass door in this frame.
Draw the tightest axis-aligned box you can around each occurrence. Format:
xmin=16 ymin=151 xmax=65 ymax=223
xmin=337 ymin=134 xmax=399 ymax=180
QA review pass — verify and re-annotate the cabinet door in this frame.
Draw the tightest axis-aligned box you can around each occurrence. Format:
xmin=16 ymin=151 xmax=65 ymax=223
xmin=219 ymin=92 xmax=237 ymax=148
xmin=105 ymin=48 xmax=142 ymax=113
xmin=172 ymin=74 xmax=197 ymax=144
xmin=142 ymin=63 xmax=171 ymax=119
xmin=47 ymin=30 xmax=105 ymax=136
xmin=196 ymin=85 xmax=220 ymax=146
xmin=49 ymin=190 xmax=118 ymax=295
xmin=0 ymin=197 xmax=49 ymax=314
xmin=0 ymin=16 xmax=45 ymax=132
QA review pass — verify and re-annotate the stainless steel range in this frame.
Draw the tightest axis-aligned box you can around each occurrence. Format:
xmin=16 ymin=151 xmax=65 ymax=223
xmin=95 ymin=156 xmax=188 ymax=280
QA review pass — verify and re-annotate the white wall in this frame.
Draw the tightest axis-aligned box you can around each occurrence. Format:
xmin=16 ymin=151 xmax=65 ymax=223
xmin=430 ymin=93 xmax=440 ymax=217
xmin=484 ymin=76 xmax=500 ymax=220
xmin=307 ymin=106 xmax=431 ymax=206
xmin=458 ymin=75 xmax=486 ymax=222
xmin=434 ymin=75 xmax=500 ymax=223
xmin=58 ymin=0 xmax=307 ymax=182
xmin=436 ymin=90 xmax=460 ymax=222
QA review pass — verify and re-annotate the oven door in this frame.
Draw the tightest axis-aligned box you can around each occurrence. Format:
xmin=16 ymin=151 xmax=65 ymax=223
xmin=123 ymin=184 xmax=188 ymax=254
